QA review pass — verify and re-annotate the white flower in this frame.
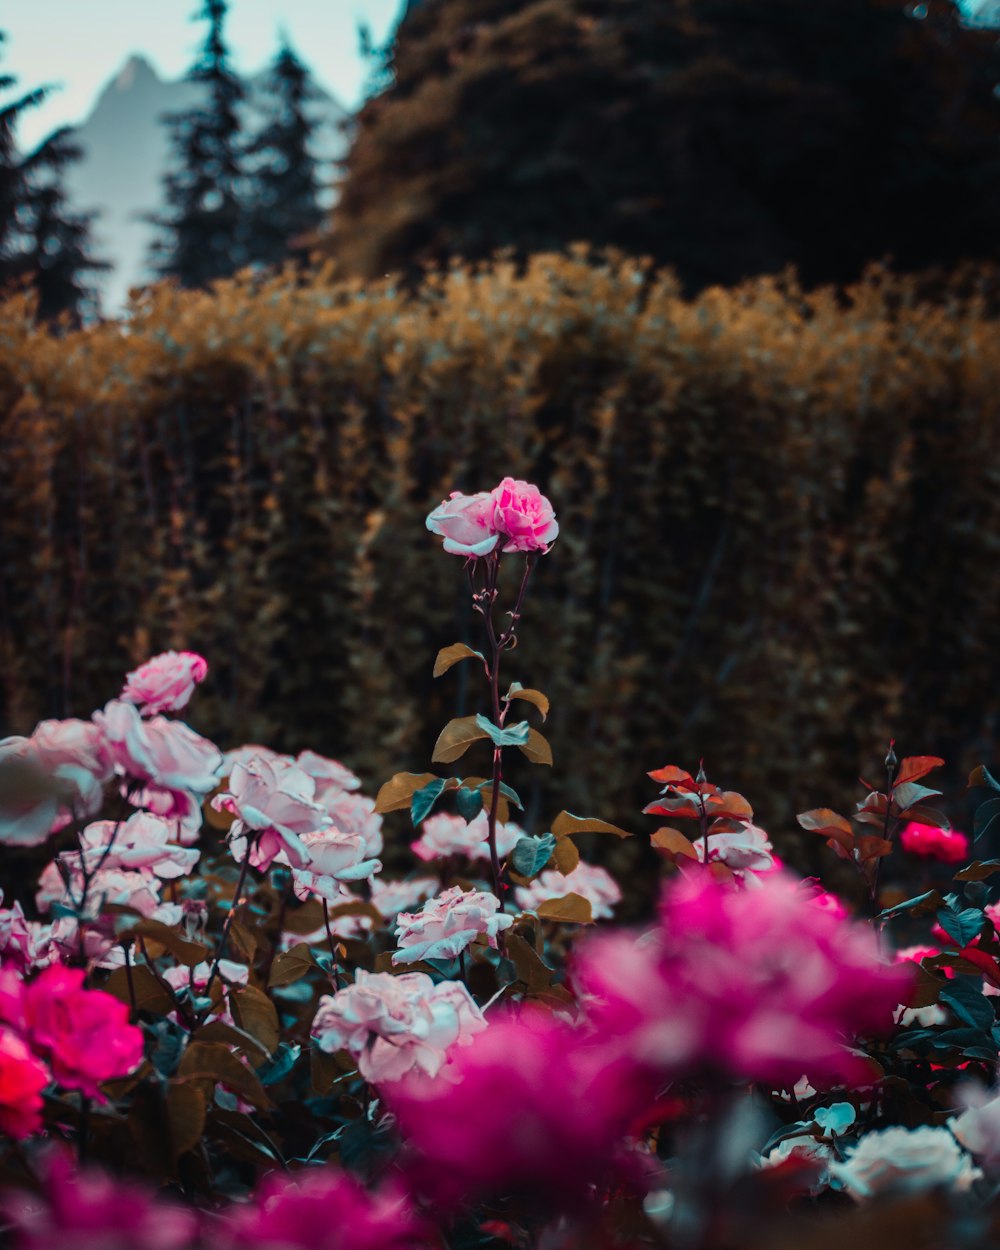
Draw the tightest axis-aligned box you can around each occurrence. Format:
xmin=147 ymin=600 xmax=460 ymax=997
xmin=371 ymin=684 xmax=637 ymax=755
xmin=952 ymin=1085 xmax=1000 ymax=1172
xmin=392 ymin=886 xmax=513 ymax=964
xmin=831 ymin=1126 xmax=981 ymax=1201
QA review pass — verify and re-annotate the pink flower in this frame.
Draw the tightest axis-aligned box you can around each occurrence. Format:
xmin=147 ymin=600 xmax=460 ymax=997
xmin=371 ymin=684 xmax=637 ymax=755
xmin=311 ymin=969 xmax=486 ymax=1084
xmin=389 ymin=1011 xmax=647 ymax=1209
xmin=489 ymin=477 xmax=559 ymax=553
xmin=213 ymin=754 xmax=330 ymax=870
xmin=0 ymin=721 xmax=113 ymax=848
xmin=219 ymin=1168 xmax=425 ymax=1250
xmin=426 ymin=491 xmax=499 ymax=557
xmin=515 ymin=861 xmax=621 ymax=920
xmin=291 ymin=829 xmax=382 ymax=901
xmin=392 ymin=886 xmax=513 ymax=964
xmin=323 ymin=789 xmax=384 ymax=857
xmin=120 ymin=650 xmax=208 ymax=717
xmin=20 ymin=966 xmax=144 ymax=1098
xmin=0 ymin=892 xmax=40 ymax=973
xmin=573 ymin=871 xmax=911 ymax=1088
xmin=296 ymin=749 xmax=362 ymax=797
xmin=411 ymin=811 xmax=522 ymax=863
xmin=4 ymin=1151 xmax=199 ymax=1250
xmin=694 ymin=821 xmax=776 ymax=878
xmin=36 ymin=858 xmax=163 ymax=920
xmin=900 ymin=822 xmax=969 ymax=864
xmin=0 ymin=1027 xmax=49 ymax=1139
xmin=78 ymin=812 xmax=200 ymax=879
xmin=371 ymin=876 xmax=439 ymax=920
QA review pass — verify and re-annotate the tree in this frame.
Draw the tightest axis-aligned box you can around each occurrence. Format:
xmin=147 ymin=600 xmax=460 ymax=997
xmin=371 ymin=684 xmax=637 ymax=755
xmin=151 ymin=0 xmax=248 ymax=287
xmin=245 ymin=37 xmax=325 ymax=269
xmin=327 ymin=0 xmax=1000 ymax=290
xmin=0 ymin=32 xmax=105 ymax=323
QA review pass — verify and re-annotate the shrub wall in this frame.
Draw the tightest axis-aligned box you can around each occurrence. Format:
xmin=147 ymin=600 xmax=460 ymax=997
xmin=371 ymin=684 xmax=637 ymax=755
xmin=2 ymin=254 xmax=999 ymax=852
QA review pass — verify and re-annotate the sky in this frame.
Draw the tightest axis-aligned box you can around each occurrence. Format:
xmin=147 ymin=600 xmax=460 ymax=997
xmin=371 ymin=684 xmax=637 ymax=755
xmin=5 ymin=0 xmax=405 ymax=149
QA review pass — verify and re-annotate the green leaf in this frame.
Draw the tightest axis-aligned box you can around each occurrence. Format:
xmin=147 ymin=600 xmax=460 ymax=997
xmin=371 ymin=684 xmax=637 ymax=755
xmin=940 ymin=979 xmax=995 ymax=1033
xmin=969 ymin=765 xmax=1000 ymax=792
xmin=511 ymin=834 xmax=556 ymax=877
xmin=937 ymin=906 xmax=984 ymax=948
xmin=411 ymin=779 xmax=447 ymax=825
xmin=876 ymin=889 xmax=943 ymax=922
xmin=455 ymin=786 xmax=483 ymax=821
xmin=474 ymin=714 xmax=531 ymax=748
xmin=892 ymin=781 xmax=943 ymax=811
xmin=975 ymin=798 xmax=1000 ymax=840
xmin=433 ymin=643 xmax=484 ymax=678
xmin=432 ymin=716 xmax=490 ymax=764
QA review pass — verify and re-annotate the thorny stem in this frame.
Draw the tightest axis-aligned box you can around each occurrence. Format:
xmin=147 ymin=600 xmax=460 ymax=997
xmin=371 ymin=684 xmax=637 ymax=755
xmin=122 ymin=939 xmax=138 ymax=1023
xmin=198 ymin=843 xmax=255 ymax=1022
xmin=322 ymin=899 xmax=343 ymax=990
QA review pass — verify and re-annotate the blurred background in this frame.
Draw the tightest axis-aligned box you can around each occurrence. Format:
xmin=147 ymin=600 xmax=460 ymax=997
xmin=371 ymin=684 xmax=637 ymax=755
xmin=3 ymin=0 xmax=1000 ymax=874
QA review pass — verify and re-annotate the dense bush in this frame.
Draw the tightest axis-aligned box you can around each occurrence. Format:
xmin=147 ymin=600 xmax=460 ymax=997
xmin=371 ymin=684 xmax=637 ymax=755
xmin=2 ymin=254 xmax=1000 ymax=860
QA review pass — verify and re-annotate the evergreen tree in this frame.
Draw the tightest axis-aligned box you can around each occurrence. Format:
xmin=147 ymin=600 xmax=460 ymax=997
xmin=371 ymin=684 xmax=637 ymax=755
xmin=0 ymin=33 xmax=105 ymax=323
xmin=246 ymin=37 xmax=324 ymax=269
xmin=328 ymin=0 xmax=1000 ymax=291
xmin=151 ymin=0 xmax=248 ymax=286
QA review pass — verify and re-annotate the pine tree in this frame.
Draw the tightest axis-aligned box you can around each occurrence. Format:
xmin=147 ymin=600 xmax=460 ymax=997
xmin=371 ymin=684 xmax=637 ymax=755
xmin=151 ymin=0 xmax=248 ymax=286
xmin=246 ymin=37 xmax=324 ymax=269
xmin=0 ymin=32 xmax=105 ymax=323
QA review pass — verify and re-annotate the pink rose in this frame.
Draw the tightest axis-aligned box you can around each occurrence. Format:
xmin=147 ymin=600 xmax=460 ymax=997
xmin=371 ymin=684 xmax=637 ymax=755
xmin=489 ymin=477 xmax=559 ymax=553
xmin=78 ymin=812 xmax=200 ymax=879
xmin=219 ymin=1168 xmax=426 ymax=1250
xmin=21 ymin=966 xmax=144 ymax=1098
xmin=32 ymin=719 xmax=114 ymax=829
xmin=291 ymin=829 xmax=382 ymax=901
xmin=426 ymin=491 xmax=499 ymax=557
xmin=392 ymin=885 xmax=513 ymax=965
xmin=0 ymin=721 xmax=113 ymax=848
xmin=411 ymin=811 xmax=522 ymax=863
xmin=0 ymin=1027 xmax=50 ymax=1139
xmin=371 ymin=876 xmax=439 ymax=920
xmin=296 ymin=749 xmax=362 ymax=798
xmin=214 ymin=754 xmax=329 ymax=870
xmin=322 ymin=790 xmax=383 ymax=857
xmin=515 ymin=861 xmax=621 ymax=920
xmin=311 ymin=969 xmax=485 ymax=1084
xmin=120 ymin=650 xmax=208 ymax=717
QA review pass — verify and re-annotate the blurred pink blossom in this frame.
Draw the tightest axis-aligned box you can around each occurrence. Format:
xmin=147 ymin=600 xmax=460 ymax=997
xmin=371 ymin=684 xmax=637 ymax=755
xmin=490 ymin=477 xmax=559 ymax=554
xmin=393 ymin=885 xmax=513 ymax=964
xmin=219 ymin=1167 xmax=425 ymax=1250
xmin=371 ymin=876 xmax=439 ymax=920
xmin=296 ymin=749 xmax=362 ymax=797
xmin=900 ymin=821 xmax=969 ymax=864
xmin=312 ymin=969 xmax=485 ymax=1084
xmin=515 ymin=861 xmax=621 ymax=920
xmin=0 ymin=1026 xmax=49 ymax=1139
xmin=120 ymin=650 xmax=208 ymax=717
xmin=426 ymin=491 xmax=499 ymax=557
xmin=573 ymin=871 xmax=911 ymax=1088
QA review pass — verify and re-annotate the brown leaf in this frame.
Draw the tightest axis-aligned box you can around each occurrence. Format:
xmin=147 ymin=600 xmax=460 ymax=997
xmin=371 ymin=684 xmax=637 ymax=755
xmin=797 ymin=808 xmax=854 ymax=836
xmin=505 ymin=933 xmax=555 ymax=991
xmin=283 ymin=899 xmax=325 ymax=935
xmin=327 ymin=899 xmax=384 ymax=928
xmin=104 ymin=964 xmax=175 ymax=1015
xmin=551 ymin=835 xmax=580 ymax=874
xmin=505 ymin=686 xmax=550 ymax=721
xmin=462 ymin=778 xmax=510 ymax=824
xmin=311 ymin=1047 xmax=349 ymax=1094
xmin=131 ymin=920 xmax=210 ymax=967
xmin=203 ymin=781 xmax=235 ymax=832
xmin=177 ymin=1041 xmax=272 ymax=1109
xmin=433 ymin=642 xmax=484 ymax=678
xmin=856 ymin=835 xmax=893 ymax=862
xmin=267 ymin=942 xmax=317 ymax=987
xmin=229 ymin=919 xmax=258 ymax=963
xmin=166 ymin=1082 xmax=206 ymax=1159
xmin=650 ymin=827 xmax=699 ymax=859
xmin=955 ymin=860 xmax=1000 ymax=882
xmin=535 ymin=892 xmax=594 ymax=924
xmin=374 ymin=772 xmax=439 ymax=814
xmin=551 ymin=810 xmax=631 ymax=839
xmin=197 ymin=1020 xmax=271 ymax=1058
xmin=432 ymin=716 xmax=490 ymax=764
xmin=230 ymin=986 xmax=280 ymax=1059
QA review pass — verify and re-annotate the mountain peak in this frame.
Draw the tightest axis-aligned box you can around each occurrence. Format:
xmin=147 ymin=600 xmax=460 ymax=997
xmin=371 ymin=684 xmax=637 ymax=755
xmin=113 ymin=54 xmax=161 ymax=93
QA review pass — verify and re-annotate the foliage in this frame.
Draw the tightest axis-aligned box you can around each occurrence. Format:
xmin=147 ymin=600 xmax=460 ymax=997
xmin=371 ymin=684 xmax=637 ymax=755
xmin=3 ymin=255 xmax=1000 ymax=868
xmin=328 ymin=0 xmax=1000 ymax=289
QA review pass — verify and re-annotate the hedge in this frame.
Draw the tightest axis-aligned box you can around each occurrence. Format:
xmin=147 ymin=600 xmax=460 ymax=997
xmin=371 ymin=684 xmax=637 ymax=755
xmin=2 ymin=253 xmax=999 ymax=861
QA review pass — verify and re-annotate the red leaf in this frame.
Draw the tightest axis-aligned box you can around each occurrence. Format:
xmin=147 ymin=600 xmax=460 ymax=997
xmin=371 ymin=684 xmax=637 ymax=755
xmin=894 ymin=755 xmax=945 ymax=787
xmin=647 ymin=765 xmax=694 ymax=785
xmin=957 ymin=945 xmax=1000 ymax=989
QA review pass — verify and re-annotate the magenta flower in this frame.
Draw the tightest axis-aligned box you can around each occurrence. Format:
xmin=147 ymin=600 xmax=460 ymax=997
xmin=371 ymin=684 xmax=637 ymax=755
xmin=212 ymin=754 xmax=330 ymax=870
xmin=120 ymin=650 xmax=208 ymax=717
xmin=219 ymin=1168 xmax=426 ymax=1250
xmin=389 ymin=1011 xmax=648 ymax=1209
xmin=392 ymin=885 xmax=513 ymax=964
xmin=3 ymin=1151 xmax=199 ymax=1250
xmin=20 ymin=966 xmax=144 ymax=1098
xmin=311 ymin=969 xmax=486 ymax=1084
xmin=0 ymin=1026 xmax=50 ymax=1139
xmin=426 ymin=490 xmax=500 ymax=557
xmin=489 ymin=477 xmax=559 ymax=553
xmin=573 ymin=871 xmax=911 ymax=1088
xmin=900 ymin=821 xmax=969 ymax=864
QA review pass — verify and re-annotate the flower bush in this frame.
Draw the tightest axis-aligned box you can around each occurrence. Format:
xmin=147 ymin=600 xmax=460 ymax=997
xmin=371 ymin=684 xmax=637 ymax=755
xmin=1 ymin=487 xmax=1000 ymax=1250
